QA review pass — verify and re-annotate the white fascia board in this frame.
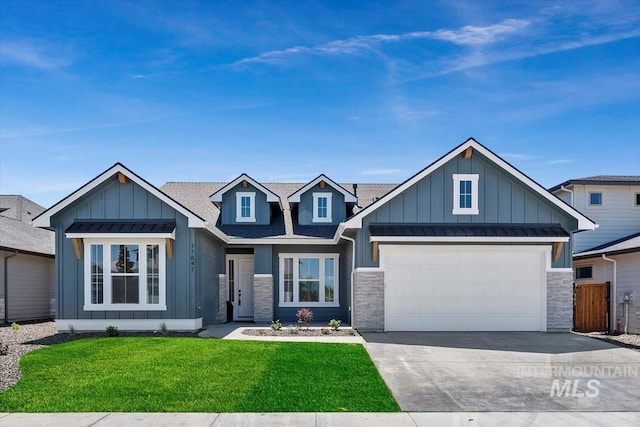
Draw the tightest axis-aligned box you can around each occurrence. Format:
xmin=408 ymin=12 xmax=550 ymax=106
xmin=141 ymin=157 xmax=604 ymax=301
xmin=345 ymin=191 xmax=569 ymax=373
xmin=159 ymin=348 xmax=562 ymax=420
xmin=288 ymin=174 xmax=357 ymax=203
xmin=209 ymin=174 xmax=281 ymax=205
xmin=32 ymin=164 xmax=206 ymax=229
xmin=343 ymin=138 xmax=596 ymax=231
xmin=370 ymin=236 xmax=570 ymax=243
xmin=65 ymin=232 xmax=175 ymax=240
xmin=227 ymin=237 xmax=338 ymax=245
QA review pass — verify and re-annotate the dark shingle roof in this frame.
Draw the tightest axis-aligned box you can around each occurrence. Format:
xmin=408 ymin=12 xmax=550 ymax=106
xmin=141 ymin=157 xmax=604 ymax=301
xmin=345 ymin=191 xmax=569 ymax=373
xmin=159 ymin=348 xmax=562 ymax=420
xmin=160 ymin=181 xmax=395 ymax=239
xmin=0 ymin=195 xmax=54 ymax=255
xmin=66 ymin=220 xmax=176 ymax=234
xmin=549 ymin=176 xmax=640 ymax=191
xmin=574 ymin=232 xmax=640 ymax=259
xmin=369 ymin=223 xmax=569 ymax=238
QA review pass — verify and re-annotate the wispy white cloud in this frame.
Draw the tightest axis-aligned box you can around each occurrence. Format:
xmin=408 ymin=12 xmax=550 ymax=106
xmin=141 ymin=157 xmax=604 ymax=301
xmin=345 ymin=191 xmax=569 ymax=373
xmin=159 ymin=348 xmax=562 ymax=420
xmin=500 ymin=153 xmax=536 ymax=161
xmin=0 ymin=38 xmax=72 ymax=70
xmin=539 ymin=159 xmax=574 ymax=166
xmin=231 ymin=19 xmax=529 ymax=66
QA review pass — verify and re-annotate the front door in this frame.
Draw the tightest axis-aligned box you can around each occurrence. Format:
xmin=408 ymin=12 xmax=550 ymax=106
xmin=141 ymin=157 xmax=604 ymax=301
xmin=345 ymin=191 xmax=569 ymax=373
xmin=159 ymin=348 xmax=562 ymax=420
xmin=227 ymin=255 xmax=254 ymax=321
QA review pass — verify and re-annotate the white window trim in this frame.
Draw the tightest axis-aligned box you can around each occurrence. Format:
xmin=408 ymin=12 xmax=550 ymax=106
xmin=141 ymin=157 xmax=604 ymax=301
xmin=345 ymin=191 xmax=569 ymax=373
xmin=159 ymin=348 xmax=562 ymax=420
xmin=236 ymin=192 xmax=256 ymax=223
xmin=83 ymin=237 xmax=167 ymax=311
xmin=278 ymin=253 xmax=339 ymax=307
xmin=312 ymin=192 xmax=333 ymax=223
xmin=588 ymin=192 xmax=603 ymax=207
xmin=452 ymin=174 xmax=479 ymax=215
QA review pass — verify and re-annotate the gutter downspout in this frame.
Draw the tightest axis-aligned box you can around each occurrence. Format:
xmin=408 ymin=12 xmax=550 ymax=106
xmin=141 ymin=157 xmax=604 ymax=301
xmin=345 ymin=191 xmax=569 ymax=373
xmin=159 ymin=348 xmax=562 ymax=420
xmin=4 ymin=251 xmax=18 ymax=324
xmin=338 ymin=226 xmax=356 ymax=328
xmin=602 ymin=254 xmax=616 ymax=333
xmin=560 ymin=185 xmax=574 ymax=206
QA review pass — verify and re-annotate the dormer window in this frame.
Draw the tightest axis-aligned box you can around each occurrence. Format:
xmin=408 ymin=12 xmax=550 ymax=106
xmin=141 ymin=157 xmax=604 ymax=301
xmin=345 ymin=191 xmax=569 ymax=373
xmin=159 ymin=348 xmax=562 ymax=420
xmin=313 ymin=193 xmax=332 ymax=223
xmin=236 ymin=192 xmax=255 ymax=222
xmin=452 ymin=174 xmax=479 ymax=215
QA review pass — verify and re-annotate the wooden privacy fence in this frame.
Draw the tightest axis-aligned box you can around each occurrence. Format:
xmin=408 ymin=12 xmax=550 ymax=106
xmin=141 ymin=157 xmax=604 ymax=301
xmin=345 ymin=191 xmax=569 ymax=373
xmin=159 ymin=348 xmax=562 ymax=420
xmin=574 ymin=282 xmax=609 ymax=332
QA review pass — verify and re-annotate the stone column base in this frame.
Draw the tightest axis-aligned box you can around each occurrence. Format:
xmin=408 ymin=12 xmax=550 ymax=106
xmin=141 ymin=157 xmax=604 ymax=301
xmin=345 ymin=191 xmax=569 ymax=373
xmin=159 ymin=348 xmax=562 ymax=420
xmin=547 ymin=270 xmax=573 ymax=331
xmin=218 ymin=274 xmax=228 ymax=323
xmin=253 ymin=274 xmax=273 ymax=322
xmin=353 ymin=269 xmax=384 ymax=331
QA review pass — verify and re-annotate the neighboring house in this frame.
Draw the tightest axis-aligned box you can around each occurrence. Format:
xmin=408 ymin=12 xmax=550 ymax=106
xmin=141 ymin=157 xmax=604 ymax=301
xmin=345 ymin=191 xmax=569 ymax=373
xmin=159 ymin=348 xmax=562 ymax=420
xmin=34 ymin=138 xmax=594 ymax=332
xmin=550 ymin=176 xmax=640 ymax=333
xmin=0 ymin=195 xmax=55 ymax=323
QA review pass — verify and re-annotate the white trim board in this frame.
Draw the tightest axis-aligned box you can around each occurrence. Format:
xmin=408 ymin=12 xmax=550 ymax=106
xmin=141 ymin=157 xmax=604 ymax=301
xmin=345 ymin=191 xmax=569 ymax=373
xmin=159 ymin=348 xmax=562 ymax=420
xmin=370 ymin=236 xmax=570 ymax=243
xmin=55 ymin=318 xmax=203 ymax=332
xmin=343 ymin=138 xmax=596 ymax=231
xmin=33 ymin=163 xmax=206 ymax=229
xmin=288 ymin=174 xmax=357 ymax=203
xmin=210 ymin=173 xmax=280 ymax=205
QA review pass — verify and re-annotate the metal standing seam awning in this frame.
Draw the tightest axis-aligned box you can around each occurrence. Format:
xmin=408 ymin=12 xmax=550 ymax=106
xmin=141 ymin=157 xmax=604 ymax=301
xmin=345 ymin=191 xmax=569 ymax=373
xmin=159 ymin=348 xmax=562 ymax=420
xmin=64 ymin=220 xmax=177 ymax=259
xmin=368 ymin=223 xmax=570 ymax=263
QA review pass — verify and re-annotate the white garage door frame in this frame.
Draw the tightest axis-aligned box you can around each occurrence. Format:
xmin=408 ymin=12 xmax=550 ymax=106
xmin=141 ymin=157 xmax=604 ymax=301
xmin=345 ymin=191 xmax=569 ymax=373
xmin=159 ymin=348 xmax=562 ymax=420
xmin=380 ymin=244 xmax=551 ymax=332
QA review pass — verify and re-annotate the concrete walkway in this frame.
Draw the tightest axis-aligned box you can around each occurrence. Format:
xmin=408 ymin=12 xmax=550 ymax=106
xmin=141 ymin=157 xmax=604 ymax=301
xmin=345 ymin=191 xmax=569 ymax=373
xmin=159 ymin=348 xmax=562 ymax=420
xmin=198 ymin=322 xmax=363 ymax=344
xmin=1 ymin=411 xmax=639 ymax=426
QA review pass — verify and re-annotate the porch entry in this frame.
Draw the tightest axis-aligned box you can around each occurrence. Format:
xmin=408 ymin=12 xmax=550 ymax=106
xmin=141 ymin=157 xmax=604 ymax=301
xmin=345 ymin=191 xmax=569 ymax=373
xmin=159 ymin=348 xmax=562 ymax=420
xmin=227 ymin=254 xmax=254 ymax=321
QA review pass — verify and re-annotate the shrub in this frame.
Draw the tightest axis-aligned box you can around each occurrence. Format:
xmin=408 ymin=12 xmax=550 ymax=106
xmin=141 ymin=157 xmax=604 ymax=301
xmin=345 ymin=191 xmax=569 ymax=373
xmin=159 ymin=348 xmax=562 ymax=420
xmin=271 ymin=319 xmax=282 ymax=331
xmin=296 ymin=308 xmax=314 ymax=328
xmin=346 ymin=329 xmax=356 ymax=336
xmin=329 ymin=319 xmax=341 ymax=331
xmin=288 ymin=325 xmax=299 ymax=335
xmin=105 ymin=326 xmax=119 ymax=337
xmin=11 ymin=322 xmax=19 ymax=331
xmin=0 ymin=342 xmax=8 ymax=356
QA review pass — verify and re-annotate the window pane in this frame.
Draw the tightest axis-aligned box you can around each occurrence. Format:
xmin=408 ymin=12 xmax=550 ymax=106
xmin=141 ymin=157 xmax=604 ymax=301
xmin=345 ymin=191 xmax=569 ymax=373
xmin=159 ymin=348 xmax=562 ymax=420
xmin=91 ymin=245 xmax=103 ymax=304
xmin=112 ymin=276 xmax=139 ymax=304
xmin=284 ymin=258 xmax=293 ymax=302
xmin=324 ymin=258 xmax=334 ymax=302
xmin=241 ymin=196 xmax=251 ymax=217
xmin=590 ymin=193 xmax=602 ymax=205
xmin=146 ymin=245 xmax=159 ymax=304
xmin=299 ymin=258 xmax=319 ymax=280
xmin=299 ymin=281 xmax=319 ymax=302
xmin=111 ymin=245 xmax=139 ymax=273
xmin=317 ymin=197 xmax=327 ymax=218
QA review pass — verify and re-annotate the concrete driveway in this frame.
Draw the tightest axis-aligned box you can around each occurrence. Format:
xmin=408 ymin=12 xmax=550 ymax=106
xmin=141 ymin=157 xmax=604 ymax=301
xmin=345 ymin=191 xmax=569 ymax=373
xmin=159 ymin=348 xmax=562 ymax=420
xmin=362 ymin=332 xmax=640 ymax=412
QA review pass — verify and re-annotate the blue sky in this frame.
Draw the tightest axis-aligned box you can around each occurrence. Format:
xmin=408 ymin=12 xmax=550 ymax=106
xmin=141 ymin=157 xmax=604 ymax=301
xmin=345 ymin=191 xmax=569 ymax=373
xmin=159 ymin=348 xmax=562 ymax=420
xmin=1 ymin=0 xmax=639 ymax=207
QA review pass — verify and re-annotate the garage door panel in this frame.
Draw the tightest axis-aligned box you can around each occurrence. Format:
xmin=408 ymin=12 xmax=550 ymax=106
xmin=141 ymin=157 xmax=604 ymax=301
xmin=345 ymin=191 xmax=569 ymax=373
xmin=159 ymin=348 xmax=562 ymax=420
xmin=382 ymin=245 xmax=546 ymax=332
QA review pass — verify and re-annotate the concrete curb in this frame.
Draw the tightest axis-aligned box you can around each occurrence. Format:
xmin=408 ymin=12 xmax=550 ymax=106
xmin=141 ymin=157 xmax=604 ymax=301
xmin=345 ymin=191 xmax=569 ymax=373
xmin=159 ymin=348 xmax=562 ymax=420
xmin=0 ymin=412 xmax=638 ymax=427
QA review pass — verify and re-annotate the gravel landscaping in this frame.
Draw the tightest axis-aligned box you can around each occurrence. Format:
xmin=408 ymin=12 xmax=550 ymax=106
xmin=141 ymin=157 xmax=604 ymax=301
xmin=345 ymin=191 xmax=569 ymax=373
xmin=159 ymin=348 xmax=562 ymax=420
xmin=0 ymin=321 xmax=198 ymax=392
xmin=574 ymin=331 xmax=640 ymax=351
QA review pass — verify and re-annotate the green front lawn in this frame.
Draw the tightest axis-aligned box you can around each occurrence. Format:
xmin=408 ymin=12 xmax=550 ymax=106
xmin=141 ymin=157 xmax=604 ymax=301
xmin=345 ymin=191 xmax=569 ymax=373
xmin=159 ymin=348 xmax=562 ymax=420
xmin=0 ymin=338 xmax=399 ymax=412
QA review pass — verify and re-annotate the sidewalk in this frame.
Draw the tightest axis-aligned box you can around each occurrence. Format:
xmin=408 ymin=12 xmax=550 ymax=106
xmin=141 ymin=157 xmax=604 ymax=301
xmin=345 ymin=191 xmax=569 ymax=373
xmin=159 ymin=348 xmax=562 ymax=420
xmin=1 ymin=411 xmax=639 ymax=426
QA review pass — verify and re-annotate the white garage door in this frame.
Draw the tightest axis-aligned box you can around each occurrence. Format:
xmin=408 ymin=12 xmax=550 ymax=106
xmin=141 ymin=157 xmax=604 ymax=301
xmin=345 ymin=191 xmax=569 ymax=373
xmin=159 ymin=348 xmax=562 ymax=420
xmin=382 ymin=245 xmax=547 ymax=331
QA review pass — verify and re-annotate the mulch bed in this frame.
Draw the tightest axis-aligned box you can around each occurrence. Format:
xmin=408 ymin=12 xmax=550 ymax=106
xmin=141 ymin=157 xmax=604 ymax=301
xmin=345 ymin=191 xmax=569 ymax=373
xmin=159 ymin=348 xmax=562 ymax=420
xmin=242 ymin=327 xmax=359 ymax=337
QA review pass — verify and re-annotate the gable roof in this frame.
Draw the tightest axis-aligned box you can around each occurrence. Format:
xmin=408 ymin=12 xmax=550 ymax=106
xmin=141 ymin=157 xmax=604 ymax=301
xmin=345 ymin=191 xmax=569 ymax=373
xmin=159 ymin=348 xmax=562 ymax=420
xmin=574 ymin=232 xmax=640 ymax=259
xmin=288 ymin=174 xmax=357 ymax=203
xmin=209 ymin=173 xmax=281 ymax=206
xmin=343 ymin=138 xmax=597 ymax=231
xmin=549 ymin=175 xmax=640 ymax=192
xmin=0 ymin=195 xmax=54 ymax=255
xmin=32 ymin=163 xmax=207 ymax=229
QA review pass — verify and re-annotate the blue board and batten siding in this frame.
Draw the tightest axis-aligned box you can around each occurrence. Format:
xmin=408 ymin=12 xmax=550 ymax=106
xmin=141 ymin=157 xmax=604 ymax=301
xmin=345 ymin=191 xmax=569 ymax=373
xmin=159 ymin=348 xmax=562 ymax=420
xmin=271 ymin=244 xmax=351 ymax=323
xmin=297 ymin=184 xmax=346 ymax=225
xmin=220 ymin=183 xmax=271 ymax=225
xmin=356 ymin=151 xmax=578 ymax=268
xmin=50 ymin=175 xmax=220 ymax=322
xmin=197 ymin=230 xmax=224 ymax=325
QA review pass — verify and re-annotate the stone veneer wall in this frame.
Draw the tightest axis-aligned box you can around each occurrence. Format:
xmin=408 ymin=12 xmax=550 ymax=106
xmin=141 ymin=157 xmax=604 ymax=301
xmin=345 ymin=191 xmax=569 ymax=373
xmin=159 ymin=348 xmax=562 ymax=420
xmin=547 ymin=270 xmax=573 ymax=331
xmin=253 ymin=274 xmax=273 ymax=322
xmin=0 ymin=298 xmax=4 ymax=321
xmin=353 ymin=270 xmax=384 ymax=331
xmin=218 ymin=274 xmax=228 ymax=323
